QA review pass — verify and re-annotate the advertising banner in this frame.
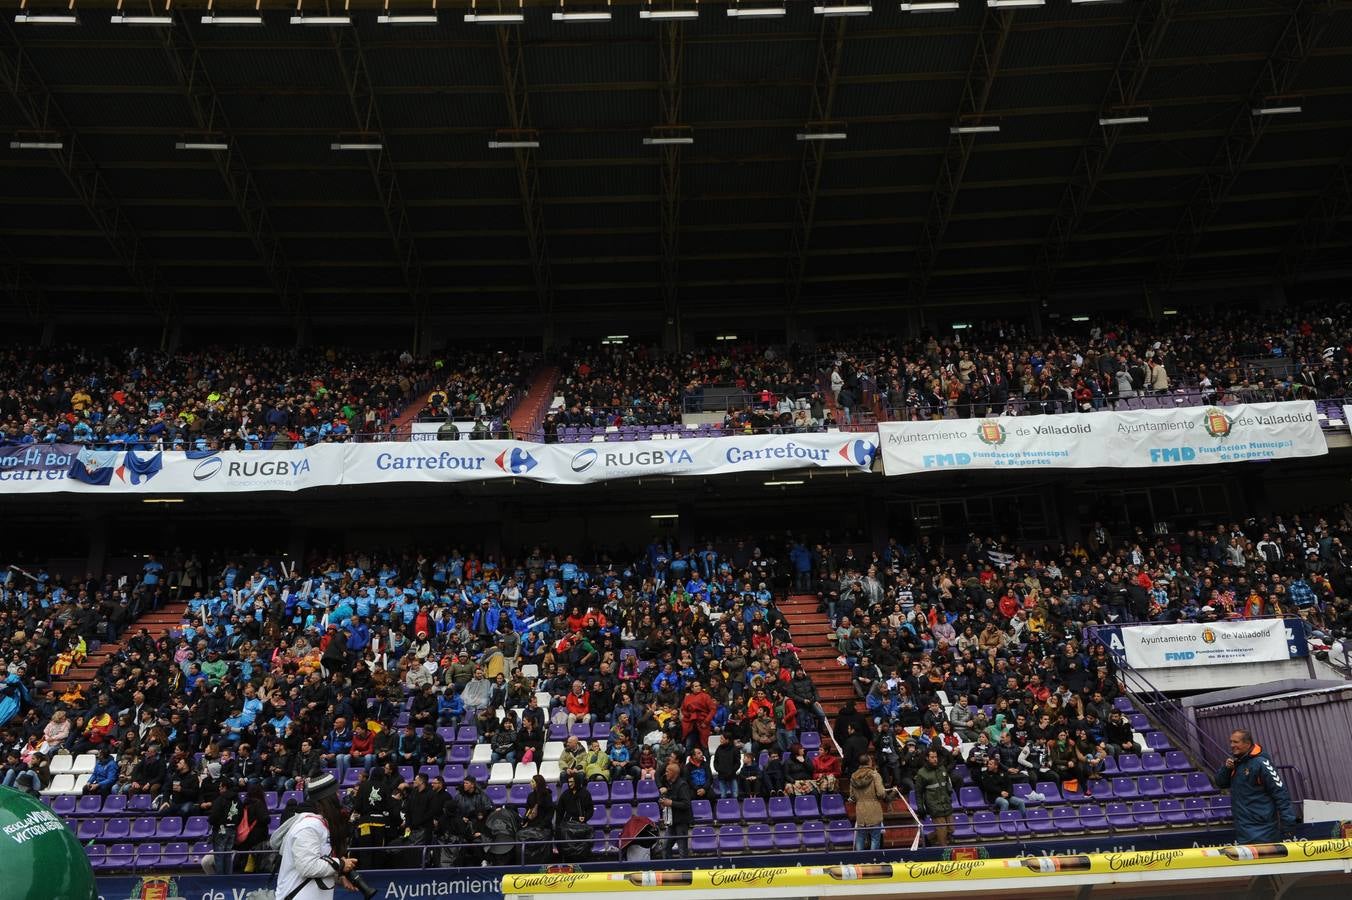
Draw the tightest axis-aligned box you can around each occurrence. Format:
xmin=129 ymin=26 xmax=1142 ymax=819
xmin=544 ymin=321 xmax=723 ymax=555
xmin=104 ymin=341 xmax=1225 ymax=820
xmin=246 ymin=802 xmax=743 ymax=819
xmin=1112 ymin=619 xmax=1305 ymax=669
xmin=878 ymin=401 xmax=1327 ymax=476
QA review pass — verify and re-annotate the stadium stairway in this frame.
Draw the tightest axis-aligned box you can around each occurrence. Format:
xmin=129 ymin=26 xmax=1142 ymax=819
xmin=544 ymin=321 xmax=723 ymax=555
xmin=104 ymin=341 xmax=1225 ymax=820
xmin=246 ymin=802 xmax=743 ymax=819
xmin=49 ymin=600 xmax=188 ymax=697
xmin=509 ymin=365 xmax=560 ymax=441
xmin=782 ymin=592 xmax=854 ymax=707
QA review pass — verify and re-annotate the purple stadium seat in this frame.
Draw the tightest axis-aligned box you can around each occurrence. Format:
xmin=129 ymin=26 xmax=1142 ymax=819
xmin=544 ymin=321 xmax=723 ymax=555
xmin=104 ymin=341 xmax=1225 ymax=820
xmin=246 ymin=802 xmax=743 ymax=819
xmin=1162 ymin=774 xmax=1189 ymax=795
xmin=1111 ymin=777 xmax=1138 ymax=800
xmin=548 ymin=724 xmax=568 ymax=742
xmin=636 ymin=779 xmax=659 ymax=801
xmin=1141 ymin=752 xmax=1167 ymax=773
xmin=1131 ymin=801 xmax=1163 ymax=828
xmin=799 ymin=732 xmax=821 ymax=752
xmin=587 ymin=803 xmax=607 ymax=827
xmin=952 ymin=764 xmax=971 ymax=786
xmin=100 ymin=794 xmax=126 ymax=817
xmin=342 ymin=769 xmax=363 ymax=787
xmin=127 ymin=794 xmax=154 ymax=813
xmin=592 ymin=722 xmax=611 ymax=741
xmin=188 ymin=842 xmax=211 ymax=866
xmin=768 ymin=796 xmax=794 ymax=821
xmin=467 ymin=764 xmax=489 ymax=783
xmin=742 ymin=797 xmax=768 ymax=822
xmin=800 ymin=820 xmax=827 ymax=850
xmin=508 ymin=783 xmax=532 ymax=805
xmin=1113 ymin=697 xmax=1134 ymax=713
xmin=443 ymin=765 xmax=466 ymax=783
xmin=691 ymin=799 xmax=713 ymax=824
xmin=1147 ymin=732 xmax=1174 ymax=752
xmin=134 ymin=843 xmax=162 ymax=868
xmin=436 ymin=727 xmax=455 ymax=745
xmin=76 ymin=795 xmax=103 ymax=817
xmin=636 ymin=802 xmax=660 ymax=822
xmin=570 ymin=724 xmax=590 ymax=740
xmin=1208 ymin=796 xmax=1231 ymax=822
xmin=971 ymin=811 xmax=1000 ymax=839
xmin=485 ymin=785 xmax=508 ymax=806
xmin=715 ymin=798 xmax=740 ymax=822
xmin=418 ymin=765 xmax=441 ymax=781
xmin=819 ymin=793 xmax=845 ymax=819
xmin=1035 ymin=781 xmax=1064 ymax=803
xmin=959 ymin=786 xmax=986 ymax=811
xmin=1138 ymin=776 xmax=1164 ymax=798
xmin=689 ymin=825 xmax=717 ymax=855
xmin=1117 ymin=755 xmax=1143 ymax=775
xmin=1165 ymin=751 xmax=1191 ymax=772
xmin=998 ymin=809 xmax=1027 ymax=837
xmin=1088 ymin=779 xmax=1113 ymax=800
xmin=1105 ymin=802 xmax=1133 ymax=829
xmin=1051 ymin=806 xmax=1081 ymax=834
xmin=77 ymin=819 xmax=104 ymax=841
xmin=793 ymin=794 xmax=820 ymax=819
xmin=718 ymin=825 xmax=746 ymax=852
xmin=455 ymin=726 xmax=478 ymax=744
xmin=1025 ymin=807 xmax=1055 ymax=836
xmin=609 ymin=803 xmax=633 ymax=826
xmin=104 ymin=817 xmax=131 ymax=840
xmin=1012 ymin=782 xmax=1036 ymax=804
xmin=1183 ymin=797 xmax=1209 ymax=825
xmin=398 ymin=766 xmax=415 ymax=783
xmin=952 ymin=813 xmax=974 ymax=841
xmin=183 ymin=816 xmax=211 ymax=840
xmin=85 ymin=844 xmax=107 ymax=869
xmin=447 ymin=745 xmax=472 ymax=765
xmin=51 ymin=795 xmax=76 ymax=817
xmin=827 ymin=819 xmax=854 ymax=849
xmin=106 ymin=843 xmax=134 ymax=869
xmin=1159 ymin=799 xmax=1189 ymax=826
xmin=263 ymin=792 xmax=280 ymax=812
xmin=161 ymin=842 xmax=189 ymax=868
xmin=130 ymin=817 xmax=157 ymax=840
xmin=747 ymin=823 xmax=774 ymax=852
xmin=1187 ymin=772 xmax=1214 ymax=794
xmin=1129 ymin=714 xmax=1150 ymax=731
xmin=281 ymin=790 xmax=303 ymax=807
xmin=609 ymin=780 xmax=634 ymax=802
xmin=1079 ymin=804 xmax=1108 ymax=832
xmin=772 ymin=822 xmax=800 ymax=851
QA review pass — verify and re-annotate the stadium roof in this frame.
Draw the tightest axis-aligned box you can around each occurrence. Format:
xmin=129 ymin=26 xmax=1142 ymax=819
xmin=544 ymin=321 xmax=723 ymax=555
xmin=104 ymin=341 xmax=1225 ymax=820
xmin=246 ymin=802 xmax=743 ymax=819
xmin=3 ymin=0 xmax=1352 ymax=340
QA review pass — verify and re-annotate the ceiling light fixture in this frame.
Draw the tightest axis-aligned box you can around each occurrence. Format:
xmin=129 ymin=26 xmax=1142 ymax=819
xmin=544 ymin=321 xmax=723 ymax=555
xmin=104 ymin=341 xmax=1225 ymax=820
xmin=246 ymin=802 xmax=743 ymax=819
xmin=765 ymin=480 xmax=804 ymax=486
xmin=466 ymin=0 xmax=523 ymax=21
xmin=1098 ymin=115 xmax=1149 ymax=126
xmin=900 ymin=1 xmax=959 ymax=11
xmin=110 ymin=7 xmax=174 ymax=25
xmin=1071 ymin=315 xmax=1090 ymax=322
xmin=950 ymin=124 xmax=1000 ymax=134
xmin=331 ymin=141 xmax=383 ymax=150
xmin=650 ymin=513 xmax=679 ymax=519
xmin=201 ymin=1 xmax=264 ymax=25
xmin=9 ymin=139 xmax=64 ymax=150
xmin=176 ymin=141 xmax=229 ymax=151
xmin=726 ymin=2 xmax=785 ymax=15
xmin=290 ymin=0 xmax=352 ymax=25
xmin=554 ymin=1 xmax=612 ymax=21
xmin=952 ymin=322 xmax=971 ymax=330
xmin=987 ymin=0 xmax=1044 ymax=7
xmin=814 ymin=2 xmax=871 ymax=15
xmin=143 ymin=498 xmax=185 ymax=504
xmin=379 ymin=1 xmax=439 ymax=24
xmin=1162 ymin=309 xmax=1178 ymax=316
xmin=489 ymin=140 xmax=540 ymax=148
xmin=796 ymin=131 xmax=846 ymax=141
xmin=643 ymin=136 xmax=694 ymax=145
xmin=15 ymin=0 xmax=78 ymax=24
xmin=1252 ymin=105 xmax=1302 ymax=116
xmin=639 ymin=6 xmax=699 ymax=19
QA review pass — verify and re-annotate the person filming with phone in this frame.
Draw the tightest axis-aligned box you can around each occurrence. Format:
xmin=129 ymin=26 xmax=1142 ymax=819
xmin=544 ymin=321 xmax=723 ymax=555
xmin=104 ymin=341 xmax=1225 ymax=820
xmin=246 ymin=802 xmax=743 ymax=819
xmin=1215 ymin=729 xmax=1298 ymax=843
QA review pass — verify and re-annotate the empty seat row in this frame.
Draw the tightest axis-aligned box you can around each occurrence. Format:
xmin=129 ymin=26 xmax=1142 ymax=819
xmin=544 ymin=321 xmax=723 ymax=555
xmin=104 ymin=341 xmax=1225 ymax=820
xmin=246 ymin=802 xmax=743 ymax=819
xmin=950 ymin=797 xmax=1230 ymax=840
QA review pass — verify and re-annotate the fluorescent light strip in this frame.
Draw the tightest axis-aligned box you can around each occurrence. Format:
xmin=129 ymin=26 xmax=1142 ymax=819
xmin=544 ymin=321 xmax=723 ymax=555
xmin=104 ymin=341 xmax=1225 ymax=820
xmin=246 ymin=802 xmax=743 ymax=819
xmin=176 ymin=141 xmax=229 ymax=151
xmin=378 ymin=14 xmax=439 ymax=23
xmin=464 ymin=12 xmax=524 ymax=22
xmin=726 ymin=5 xmax=786 ymax=15
xmin=1071 ymin=316 xmax=1090 ymax=322
xmin=1099 ymin=115 xmax=1149 ymax=125
xmin=765 ymin=480 xmax=804 ymax=486
xmin=489 ymin=140 xmax=540 ymax=149
xmin=639 ymin=9 xmax=699 ymax=18
xmin=987 ymin=0 xmax=1044 ymax=7
xmin=650 ymin=513 xmax=679 ymax=519
xmin=1252 ymin=105 xmax=1301 ymax=116
xmin=900 ymin=1 xmax=959 ymax=10
xmin=201 ymin=13 xmax=264 ymax=24
xmin=290 ymin=14 xmax=352 ymax=24
xmin=110 ymin=13 xmax=174 ymax=24
xmin=643 ymin=136 xmax=694 ymax=145
xmin=14 ymin=12 xmax=79 ymax=23
xmin=10 ymin=140 xmax=63 ymax=150
xmin=143 ymin=498 xmax=185 ymax=504
xmin=950 ymin=124 xmax=1000 ymax=134
xmin=1162 ymin=309 xmax=1178 ymax=316
xmin=796 ymin=132 xmax=847 ymax=141
xmin=552 ymin=11 xmax=612 ymax=20
xmin=331 ymin=142 xmax=383 ymax=150
xmin=814 ymin=3 xmax=871 ymax=14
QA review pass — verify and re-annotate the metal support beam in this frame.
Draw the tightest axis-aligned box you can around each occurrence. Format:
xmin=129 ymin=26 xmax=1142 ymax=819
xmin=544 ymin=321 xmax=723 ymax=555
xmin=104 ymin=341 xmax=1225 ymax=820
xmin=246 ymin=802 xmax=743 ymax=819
xmin=0 ymin=239 xmax=46 ymax=321
xmin=786 ymin=17 xmax=847 ymax=313
xmin=1281 ymin=141 xmax=1352 ymax=279
xmin=160 ymin=15 xmax=304 ymax=326
xmin=657 ymin=22 xmax=684 ymax=335
xmin=908 ymin=9 xmax=1016 ymax=304
xmin=1157 ymin=0 xmax=1335 ymax=288
xmin=1031 ymin=0 xmax=1179 ymax=297
xmin=330 ymin=27 xmax=430 ymax=347
xmin=496 ymin=26 xmax=554 ymax=319
xmin=0 ymin=19 xmax=174 ymax=326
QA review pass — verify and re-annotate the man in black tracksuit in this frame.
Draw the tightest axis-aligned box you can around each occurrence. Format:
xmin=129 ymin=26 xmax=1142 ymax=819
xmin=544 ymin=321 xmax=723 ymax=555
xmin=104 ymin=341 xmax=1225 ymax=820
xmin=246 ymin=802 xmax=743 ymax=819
xmin=1215 ymin=730 xmax=1297 ymax=843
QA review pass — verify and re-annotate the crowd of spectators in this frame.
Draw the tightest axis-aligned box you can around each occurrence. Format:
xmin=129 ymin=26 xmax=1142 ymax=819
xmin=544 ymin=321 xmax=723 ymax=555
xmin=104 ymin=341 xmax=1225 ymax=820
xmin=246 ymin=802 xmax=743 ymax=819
xmin=412 ymin=351 xmax=533 ymax=433
xmin=0 ymin=346 xmax=434 ymax=451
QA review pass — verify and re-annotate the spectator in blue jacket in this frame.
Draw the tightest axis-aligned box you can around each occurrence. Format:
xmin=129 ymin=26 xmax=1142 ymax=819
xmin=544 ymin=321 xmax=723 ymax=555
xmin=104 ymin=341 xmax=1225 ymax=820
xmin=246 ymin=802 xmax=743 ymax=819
xmin=1215 ymin=729 xmax=1298 ymax=842
xmin=86 ymin=747 xmax=120 ymax=795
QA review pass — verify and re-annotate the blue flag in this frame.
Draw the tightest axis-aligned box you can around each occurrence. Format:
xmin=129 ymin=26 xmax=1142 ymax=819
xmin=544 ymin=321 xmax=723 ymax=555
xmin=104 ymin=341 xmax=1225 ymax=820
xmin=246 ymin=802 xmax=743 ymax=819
xmin=119 ymin=450 xmax=163 ymax=485
xmin=69 ymin=448 xmax=119 ymax=485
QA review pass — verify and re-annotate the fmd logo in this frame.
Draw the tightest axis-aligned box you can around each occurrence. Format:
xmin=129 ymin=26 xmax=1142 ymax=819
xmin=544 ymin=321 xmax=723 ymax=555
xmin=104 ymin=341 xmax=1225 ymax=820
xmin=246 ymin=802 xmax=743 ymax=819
xmin=1164 ymin=651 xmax=1196 ymax=661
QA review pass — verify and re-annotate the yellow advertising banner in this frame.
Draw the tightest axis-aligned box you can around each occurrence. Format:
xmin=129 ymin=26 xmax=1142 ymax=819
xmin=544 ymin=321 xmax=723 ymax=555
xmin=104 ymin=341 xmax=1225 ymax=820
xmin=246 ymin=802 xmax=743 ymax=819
xmin=501 ymin=839 xmax=1352 ymax=894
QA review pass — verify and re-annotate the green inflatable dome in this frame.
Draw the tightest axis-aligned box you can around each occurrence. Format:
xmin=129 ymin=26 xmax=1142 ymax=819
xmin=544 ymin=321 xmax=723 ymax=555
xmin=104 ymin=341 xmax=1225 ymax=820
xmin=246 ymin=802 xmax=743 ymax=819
xmin=0 ymin=785 xmax=98 ymax=900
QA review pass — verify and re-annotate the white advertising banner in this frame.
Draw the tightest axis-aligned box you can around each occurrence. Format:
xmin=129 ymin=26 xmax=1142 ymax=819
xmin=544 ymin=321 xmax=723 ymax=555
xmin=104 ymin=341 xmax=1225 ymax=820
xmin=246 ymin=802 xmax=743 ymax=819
xmin=341 ymin=432 xmax=879 ymax=487
xmin=0 ymin=432 xmax=878 ymax=493
xmin=1116 ymin=620 xmax=1297 ymax=669
xmin=878 ymin=400 xmax=1327 ymax=475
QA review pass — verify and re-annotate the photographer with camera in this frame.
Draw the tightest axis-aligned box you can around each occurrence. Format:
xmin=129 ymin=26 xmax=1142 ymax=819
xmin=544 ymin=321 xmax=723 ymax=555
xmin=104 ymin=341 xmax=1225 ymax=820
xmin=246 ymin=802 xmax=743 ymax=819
xmin=269 ymin=773 xmax=372 ymax=900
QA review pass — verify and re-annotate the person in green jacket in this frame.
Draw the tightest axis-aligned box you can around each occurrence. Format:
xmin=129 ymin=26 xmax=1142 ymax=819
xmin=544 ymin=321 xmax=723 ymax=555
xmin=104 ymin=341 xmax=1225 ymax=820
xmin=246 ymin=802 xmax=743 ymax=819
xmin=583 ymin=740 xmax=611 ymax=782
xmin=913 ymin=749 xmax=955 ymax=847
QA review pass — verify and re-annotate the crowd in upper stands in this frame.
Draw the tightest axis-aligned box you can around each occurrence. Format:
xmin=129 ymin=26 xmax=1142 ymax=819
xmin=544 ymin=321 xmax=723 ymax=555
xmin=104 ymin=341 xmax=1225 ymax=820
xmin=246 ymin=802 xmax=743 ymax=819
xmin=2 ymin=500 xmax=1351 ymax=859
xmin=413 ymin=351 xmax=533 ymax=433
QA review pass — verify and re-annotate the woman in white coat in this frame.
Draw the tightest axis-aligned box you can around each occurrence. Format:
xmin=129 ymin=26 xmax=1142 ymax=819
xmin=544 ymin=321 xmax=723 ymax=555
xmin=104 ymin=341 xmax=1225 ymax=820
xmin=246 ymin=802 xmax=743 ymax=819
xmin=270 ymin=774 xmax=358 ymax=900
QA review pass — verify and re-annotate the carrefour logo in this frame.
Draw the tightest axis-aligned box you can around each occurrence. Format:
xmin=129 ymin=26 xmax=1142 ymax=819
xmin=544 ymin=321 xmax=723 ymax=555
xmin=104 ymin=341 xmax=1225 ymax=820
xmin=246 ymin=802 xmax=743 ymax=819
xmin=192 ymin=456 xmax=223 ymax=481
xmin=571 ymin=448 xmax=598 ymax=473
xmin=838 ymin=439 xmax=876 ymax=467
xmin=494 ymin=448 xmax=538 ymax=474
